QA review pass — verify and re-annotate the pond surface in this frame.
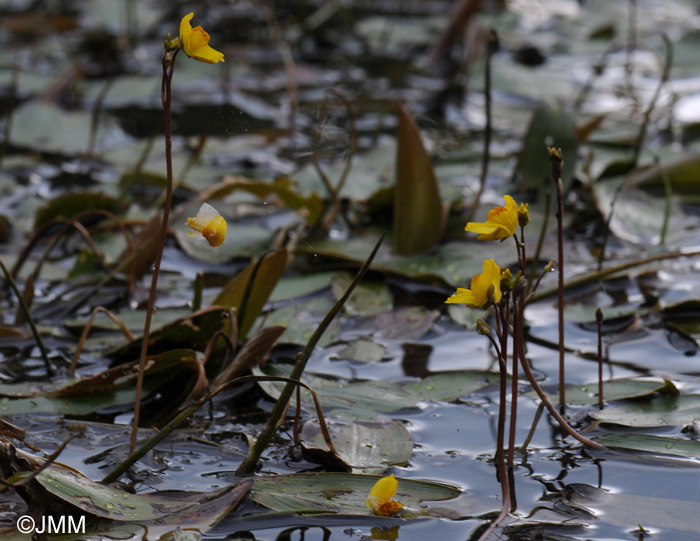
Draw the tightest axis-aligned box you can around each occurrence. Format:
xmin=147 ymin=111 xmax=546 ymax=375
xmin=1 ymin=0 xmax=700 ymax=539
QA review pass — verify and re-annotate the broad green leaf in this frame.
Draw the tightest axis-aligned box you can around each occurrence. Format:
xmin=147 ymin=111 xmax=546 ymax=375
xmin=330 ymin=272 xmax=392 ymax=316
xmin=251 ymin=472 xmax=461 ymax=517
xmin=593 ymin=433 xmax=700 ymax=458
xmin=589 ymin=395 xmax=700 ymax=427
xmin=301 ymin=418 xmax=412 ymax=474
xmin=393 ymin=103 xmax=445 ymax=254
xmin=257 ymin=364 xmax=504 ymax=420
xmin=532 ymin=378 xmax=675 ymax=406
xmin=516 ymin=102 xmax=578 ymax=193
xmin=402 ymin=371 xmax=503 ymax=402
xmin=212 ymin=250 xmax=287 ymax=340
xmin=34 ymin=192 xmax=123 ymax=231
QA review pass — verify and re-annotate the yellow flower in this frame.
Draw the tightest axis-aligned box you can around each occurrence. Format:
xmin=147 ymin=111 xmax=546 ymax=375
xmin=465 ymin=195 xmax=519 ymax=241
xmin=186 ymin=203 xmax=227 ymax=247
xmin=445 ymin=259 xmax=502 ymax=308
xmin=178 ymin=12 xmax=225 ymax=64
xmin=365 ymin=474 xmax=404 ymax=517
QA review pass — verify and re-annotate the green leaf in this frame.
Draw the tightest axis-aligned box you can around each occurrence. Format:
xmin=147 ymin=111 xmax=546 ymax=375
xmin=593 ymin=433 xmax=700 ymax=458
xmin=516 ymin=102 xmax=578 ymax=193
xmin=629 ymin=154 xmax=700 ymax=195
xmin=212 ymin=250 xmax=287 ymax=340
xmin=251 ymin=472 xmax=461 ymax=517
xmin=330 ymin=272 xmax=393 ymax=316
xmin=589 ymin=395 xmax=700 ymax=427
xmin=393 ymin=103 xmax=445 ymax=254
xmin=301 ymin=418 xmax=413 ymax=474
xmin=532 ymin=378 xmax=675 ymax=406
xmin=259 ymin=296 xmax=339 ymax=347
xmin=269 ymin=272 xmax=335 ymax=302
xmin=402 ymin=371 xmax=503 ymax=402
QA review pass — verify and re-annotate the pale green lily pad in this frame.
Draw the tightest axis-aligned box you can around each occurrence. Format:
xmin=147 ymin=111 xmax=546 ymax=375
xmin=251 ymin=472 xmax=461 ymax=517
xmin=301 ymin=418 xmax=412 ymax=474
xmin=593 ymin=433 xmax=700 ymax=458
xmin=532 ymin=378 xmax=676 ymax=406
xmin=589 ymin=395 xmax=700 ymax=427
xmin=331 ymin=272 xmax=393 ymax=316
xmin=402 ymin=371 xmax=504 ymax=402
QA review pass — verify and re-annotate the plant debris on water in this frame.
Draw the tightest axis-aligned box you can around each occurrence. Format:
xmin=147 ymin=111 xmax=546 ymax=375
xmin=1 ymin=1 xmax=700 ymax=540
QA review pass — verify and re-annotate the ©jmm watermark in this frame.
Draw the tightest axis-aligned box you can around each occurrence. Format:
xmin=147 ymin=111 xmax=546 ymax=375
xmin=16 ymin=515 xmax=86 ymax=535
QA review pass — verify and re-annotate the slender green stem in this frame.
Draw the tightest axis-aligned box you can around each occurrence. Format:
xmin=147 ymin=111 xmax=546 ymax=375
xmin=0 ymin=259 xmax=52 ymax=376
xmin=236 ymin=235 xmax=384 ymax=474
xmin=130 ymin=49 xmax=179 ymax=455
xmin=597 ymin=181 xmax=623 ymax=271
xmin=657 ymin=156 xmax=672 ymax=245
xmin=466 ymin=29 xmax=496 ymax=225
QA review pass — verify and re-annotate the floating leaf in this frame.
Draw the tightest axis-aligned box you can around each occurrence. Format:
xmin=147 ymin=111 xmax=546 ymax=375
xmin=257 ymin=364 xmax=503 ymax=420
xmin=593 ymin=433 xmax=700 ymax=458
xmin=269 ymin=272 xmax=335 ymax=302
xmin=589 ymin=395 xmax=700 ymax=427
xmin=251 ymin=472 xmax=461 ymax=517
xmin=531 ymin=378 xmax=675 ymax=406
xmin=516 ymin=102 xmax=578 ymax=193
xmin=331 ymin=272 xmax=393 ymax=316
xmin=372 ymin=306 xmax=439 ymax=340
xmin=393 ymin=103 xmax=445 ymax=254
xmin=212 ymin=250 xmax=287 ymax=340
xmin=301 ymin=418 xmax=412 ymax=474
xmin=262 ymin=297 xmax=338 ymax=347
xmin=629 ymin=154 xmax=700 ymax=195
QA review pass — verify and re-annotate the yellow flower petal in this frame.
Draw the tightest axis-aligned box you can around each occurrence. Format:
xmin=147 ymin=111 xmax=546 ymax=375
xmin=186 ymin=203 xmax=227 ymax=247
xmin=465 ymin=195 xmax=519 ymax=241
xmin=365 ymin=474 xmax=404 ymax=517
xmin=444 ymin=259 xmax=502 ymax=309
xmin=179 ymin=12 xmax=225 ymax=64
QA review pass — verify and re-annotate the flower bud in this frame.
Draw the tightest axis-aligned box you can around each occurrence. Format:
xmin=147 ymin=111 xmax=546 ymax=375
xmin=518 ymin=202 xmax=530 ymax=227
xmin=476 ymin=318 xmax=491 ymax=336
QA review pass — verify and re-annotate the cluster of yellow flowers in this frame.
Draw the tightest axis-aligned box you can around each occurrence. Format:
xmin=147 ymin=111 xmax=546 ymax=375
xmin=445 ymin=195 xmax=528 ymax=309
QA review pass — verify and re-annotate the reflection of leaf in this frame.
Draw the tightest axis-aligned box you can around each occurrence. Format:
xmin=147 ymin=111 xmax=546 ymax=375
xmin=393 ymin=103 xmax=445 ymax=254
xmin=516 ymin=102 xmax=577 ymax=193
xmin=593 ymin=433 xmax=700 ymax=458
xmin=589 ymin=395 xmax=700 ymax=427
xmin=251 ymin=472 xmax=461 ymax=517
xmin=301 ymin=418 xmax=412 ymax=474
